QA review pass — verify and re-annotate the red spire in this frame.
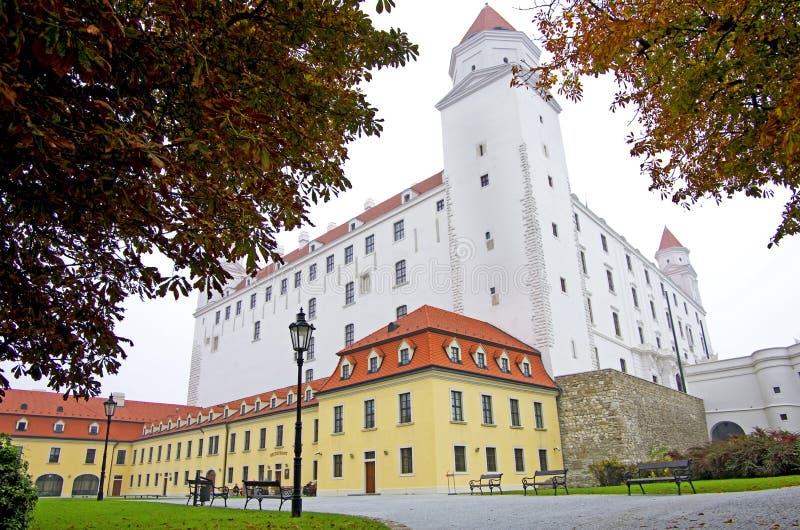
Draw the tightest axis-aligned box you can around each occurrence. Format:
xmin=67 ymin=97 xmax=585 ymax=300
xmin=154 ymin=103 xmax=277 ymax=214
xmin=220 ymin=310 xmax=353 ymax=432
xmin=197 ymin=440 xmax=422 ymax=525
xmin=461 ymin=4 xmax=517 ymax=43
xmin=658 ymin=227 xmax=684 ymax=251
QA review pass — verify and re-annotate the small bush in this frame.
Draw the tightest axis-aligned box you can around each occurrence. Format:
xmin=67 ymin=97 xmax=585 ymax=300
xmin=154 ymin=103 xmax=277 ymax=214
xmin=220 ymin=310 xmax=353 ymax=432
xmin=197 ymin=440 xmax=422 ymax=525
xmin=589 ymin=459 xmax=632 ymax=486
xmin=671 ymin=429 xmax=800 ymax=480
xmin=0 ymin=433 xmax=38 ymax=529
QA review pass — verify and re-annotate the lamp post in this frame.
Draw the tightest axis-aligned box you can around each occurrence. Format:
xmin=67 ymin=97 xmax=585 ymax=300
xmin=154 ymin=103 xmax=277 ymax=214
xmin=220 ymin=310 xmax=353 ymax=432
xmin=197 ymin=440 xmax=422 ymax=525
xmin=97 ymin=394 xmax=117 ymax=501
xmin=288 ymin=308 xmax=315 ymax=518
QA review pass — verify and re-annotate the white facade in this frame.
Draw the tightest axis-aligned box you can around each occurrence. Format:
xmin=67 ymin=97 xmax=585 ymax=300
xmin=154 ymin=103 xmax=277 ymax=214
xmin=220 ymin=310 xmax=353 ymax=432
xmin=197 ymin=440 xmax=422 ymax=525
xmin=186 ymin=10 xmax=715 ymax=406
xmin=686 ymin=343 xmax=800 ymax=438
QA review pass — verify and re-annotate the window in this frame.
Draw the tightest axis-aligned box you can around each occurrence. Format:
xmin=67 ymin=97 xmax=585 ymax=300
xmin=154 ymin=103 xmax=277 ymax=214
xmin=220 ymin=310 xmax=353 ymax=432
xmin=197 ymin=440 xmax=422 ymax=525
xmin=326 ymin=255 xmax=334 ymax=273
xmin=333 ymin=406 xmax=343 ymax=433
xmin=773 ymin=386 xmax=781 ymax=394
xmin=313 ymin=419 xmax=319 ymax=443
xmin=227 ymin=433 xmax=236 ymax=453
xmin=534 ymin=402 xmax=544 ymax=429
xmin=454 ymin=446 xmax=467 ymax=473
xmin=574 ymin=212 xmax=581 ymax=231
xmin=225 ymin=305 xmax=230 ymax=320
xmin=265 ymin=286 xmax=272 ymax=302
xmin=176 ymin=442 xmax=181 ymax=460
xmin=85 ymin=448 xmax=96 ymax=464
xmin=393 ymin=220 xmax=405 ymax=242
xmin=606 ymin=270 xmax=615 ymax=292
xmin=612 ymin=311 xmax=621 ymax=337
xmin=522 ymin=362 xmax=531 ymax=377
xmin=500 ymin=357 xmax=510 ymax=373
xmin=552 ymin=223 xmax=558 ymax=237
xmin=148 ymin=447 xmax=153 ymax=463
xmin=538 ymin=449 xmax=548 ymax=471
xmin=280 ymin=278 xmax=287 ymax=295
xmin=157 ymin=445 xmax=162 ymax=461
xmin=780 ymin=413 xmax=789 ymax=421
xmin=333 ymin=454 xmax=343 ymax=478
xmin=396 ymin=305 xmax=407 ymax=319
xmin=53 ymin=421 xmax=64 ymax=433
xmin=399 ymin=392 xmax=412 ymax=424
xmin=345 ymin=282 xmax=354 ymax=305
xmin=15 ymin=419 xmax=27 ymax=431
xmin=620 ymin=358 xmax=627 ymax=373
xmin=587 ymin=297 xmax=595 ymax=324
xmin=514 ymin=448 xmax=525 ymax=472
xmin=395 ymin=260 xmax=407 ymax=285
xmin=436 ymin=199 xmax=444 ymax=212
xmin=365 ymin=235 xmax=374 ymax=255
xmin=49 ymin=447 xmax=60 ymax=463
xmin=626 ymin=254 xmax=632 ymax=271
xmin=449 ymin=346 xmax=461 ymax=363
xmin=480 ymin=174 xmax=489 ymax=187
xmin=305 ymin=388 xmax=313 ymax=401
xmin=364 ymin=399 xmax=375 ymax=429
xmin=632 ymin=287 xmax=639 ymax=308
xmin=344 ymin=245 xmax=353 ymax=264
xmin=248 ymin=293 xmax=256 ymax=310
xmin=270 ymin=397 xmax=277 ymax=408
xmin=305 ymin=368 xmax=313 ymax=382
xmin=560 ymin=277 xmax=567 ymax=293
xmin=450 ymin=390 xmax=464 ymax=421
xmin=209 ymin=435 xmax=220 ymax=455
xmin=485 ymin=447 xmax=498 ymax=472
xmin=186 ymin=441 xmax=192 ymax=459
xmin=226 ymin=467 xmax=233 ymax=484
xmin=276 ymin=425 xmax=284 ymax=447
xmin=481 ymin=395 xmax=494 ymax=425
xmin=235 ymin=300 xmax=242 ymax=315
xmin=166 ymin=444 xmax=172 ymax=460
xmin=399 ymin=348 xmax=410 ymax=365
xmin=341 ymin=363 xmax=350 ymax=381
xmin=308 ymin=298 xmax=316 ymax=319
xmin=287 ymin=393 xmax=294 ymax=406
xmin=510 ymin=399 xmax=521 ymax=427
xmin=215 ymin=311 xmax=220 ymax=324
xmin=638 ymin=326 xmax=645 ymax=344
xmin=547 ymin=175 xmax=553 ymax=187
xmin=294 ymin=271 xmax=301 ymax=288
xmin=601 ymin=234 xmax=608 ymax=252
xmin=656 ymin=336 xmax=662 ymax=348
xmin=476 ymin=351 xmax=486 ymax=369
xmin=645 ymin=269 xmax=651 ymax=284
xmin=116 ymin=450 xmax=126 ymax=465
xmin=650 ymin=300 xmax=657 ymax=319
xmin=400 ymin=447 xmax=414 ymax=474
xmin=241 ymin=466 xmax=249 ymax=482
xmin=580 ymin=251 xmax=587 ymax=274
xmin=259 ymin=428 xmax=267 ymax=450
xmin=368 ymin=356 xmax=378 ymax=373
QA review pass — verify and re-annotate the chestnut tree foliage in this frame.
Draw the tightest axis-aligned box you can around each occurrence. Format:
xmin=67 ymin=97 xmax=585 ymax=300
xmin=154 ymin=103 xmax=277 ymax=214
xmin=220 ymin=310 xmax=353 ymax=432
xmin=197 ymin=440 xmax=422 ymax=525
xmin=516 ymin=0 xmax=799 ymax=246
xmin=0 ymin=0 xmax=417 ymax=399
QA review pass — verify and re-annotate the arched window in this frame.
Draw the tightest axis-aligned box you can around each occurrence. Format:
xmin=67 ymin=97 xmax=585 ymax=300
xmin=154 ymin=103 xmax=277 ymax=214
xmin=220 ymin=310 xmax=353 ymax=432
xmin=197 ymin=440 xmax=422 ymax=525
xmin=71 ymin=474 xmax=99 ymax=496
xmin=36 ymin=474 xmax=64 ymax=497
xmin=711 ymin=421 xmax=745 ymax=442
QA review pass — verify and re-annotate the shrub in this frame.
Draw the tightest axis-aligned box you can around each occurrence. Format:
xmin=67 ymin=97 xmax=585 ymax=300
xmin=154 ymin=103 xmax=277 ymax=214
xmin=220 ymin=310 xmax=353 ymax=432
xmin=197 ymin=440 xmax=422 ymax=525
xmin=0 ymin=433 xmax=38 ymax=529
xmin=589 ymin=459 xmax=632 ymax=486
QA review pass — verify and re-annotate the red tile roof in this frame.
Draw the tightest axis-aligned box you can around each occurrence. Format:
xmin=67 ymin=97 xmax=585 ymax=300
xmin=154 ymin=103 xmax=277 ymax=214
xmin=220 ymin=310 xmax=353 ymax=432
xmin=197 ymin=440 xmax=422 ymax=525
xmin=233 ymin=172 xmax=443 ymax=292
xmin=319 ymin=305 xmax=555 ymax=393
xmin=461 ymin=5 xmax=517 ymax=44
xmin=658 ymin=227 xmax=684 ymax=251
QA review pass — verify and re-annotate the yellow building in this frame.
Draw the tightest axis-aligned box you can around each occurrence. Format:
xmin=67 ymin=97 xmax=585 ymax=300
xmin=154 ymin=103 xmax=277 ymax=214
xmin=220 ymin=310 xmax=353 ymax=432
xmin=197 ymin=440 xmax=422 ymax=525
xmin=1 ymin=305 xmax=561 ymax=497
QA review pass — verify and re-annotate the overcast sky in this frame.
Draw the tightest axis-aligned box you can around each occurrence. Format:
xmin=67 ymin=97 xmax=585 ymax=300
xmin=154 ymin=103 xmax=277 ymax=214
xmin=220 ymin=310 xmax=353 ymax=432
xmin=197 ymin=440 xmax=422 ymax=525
xmin=6 ymin=1 xmax=799 ymax=404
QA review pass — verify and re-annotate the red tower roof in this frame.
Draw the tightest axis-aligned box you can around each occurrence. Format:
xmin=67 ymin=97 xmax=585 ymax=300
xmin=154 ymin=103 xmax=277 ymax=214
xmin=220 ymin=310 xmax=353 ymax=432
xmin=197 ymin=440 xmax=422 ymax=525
xmin=461 ymin=4 xmax=517 ymax=43
xmin=658 ymin=227 xmax=684 ymax=251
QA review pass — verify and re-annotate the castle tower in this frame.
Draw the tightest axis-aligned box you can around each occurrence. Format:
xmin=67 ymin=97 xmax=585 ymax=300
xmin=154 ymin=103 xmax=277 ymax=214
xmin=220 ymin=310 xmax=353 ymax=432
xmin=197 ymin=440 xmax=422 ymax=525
xmin=436 ymin=5 xmax=593 ymax=376
xmin=655 ymin=227 xmax=702 ymax=305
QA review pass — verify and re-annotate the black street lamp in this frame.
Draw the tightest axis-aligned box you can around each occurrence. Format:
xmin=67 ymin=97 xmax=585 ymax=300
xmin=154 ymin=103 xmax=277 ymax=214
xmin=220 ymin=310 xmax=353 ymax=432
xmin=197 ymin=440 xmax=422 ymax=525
xmin=288 ymin=308 xmax=315 ymax=518
xmin=97 ymin=394 xmax=117 ymax=501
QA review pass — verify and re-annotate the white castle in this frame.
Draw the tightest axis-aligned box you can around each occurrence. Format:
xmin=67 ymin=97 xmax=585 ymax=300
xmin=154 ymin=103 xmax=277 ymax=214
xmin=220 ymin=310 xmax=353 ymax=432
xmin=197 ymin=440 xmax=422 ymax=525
xmin=186 ymin=6 xmax=715 ymax=407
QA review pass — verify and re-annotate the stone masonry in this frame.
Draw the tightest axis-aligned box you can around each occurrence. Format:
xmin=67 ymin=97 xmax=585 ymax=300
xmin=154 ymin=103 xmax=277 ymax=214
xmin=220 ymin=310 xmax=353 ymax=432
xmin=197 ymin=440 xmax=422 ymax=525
xmin=556 ymin=369 xmax=708 ymax=487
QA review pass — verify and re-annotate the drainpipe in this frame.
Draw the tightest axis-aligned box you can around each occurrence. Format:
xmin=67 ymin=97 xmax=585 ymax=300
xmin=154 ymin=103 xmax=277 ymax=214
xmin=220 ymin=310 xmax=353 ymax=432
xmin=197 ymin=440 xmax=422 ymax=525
xmin=664 ymin=289 xmax=686 ymax=393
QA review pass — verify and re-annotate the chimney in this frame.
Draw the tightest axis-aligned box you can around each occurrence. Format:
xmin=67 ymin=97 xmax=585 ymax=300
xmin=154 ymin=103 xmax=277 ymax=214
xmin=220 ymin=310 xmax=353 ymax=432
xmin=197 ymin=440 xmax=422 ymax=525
xmin=364 ymin=198 xmax=375 ymax=210
xmin=111 ymin=392 xmax=125 ymax=407
xmin=327 ymin=222 xmax=336 ymax=232
xmin=298 ymin=231 xmax=309 ymax=247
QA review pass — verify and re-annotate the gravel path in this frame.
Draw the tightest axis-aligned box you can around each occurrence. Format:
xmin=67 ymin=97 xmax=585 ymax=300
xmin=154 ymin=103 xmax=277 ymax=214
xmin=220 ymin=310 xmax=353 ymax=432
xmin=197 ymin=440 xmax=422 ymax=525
xmin=163 ymin=486 xmax=800 ymax=529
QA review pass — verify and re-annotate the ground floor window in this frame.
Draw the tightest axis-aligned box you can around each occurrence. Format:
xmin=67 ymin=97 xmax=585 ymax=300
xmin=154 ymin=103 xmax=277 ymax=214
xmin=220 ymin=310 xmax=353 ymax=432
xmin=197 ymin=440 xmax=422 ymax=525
xmin=71 ymin=474 xmax=99 ymax=496
xmin=333 ymin=454 xmax=343 ymax=478
xmin=400 ymin=447 xmax=413 ymax=475
xmin=538 ymin=449 xmax=548 ymax=471
xmin=36 ymin=474 xmax=63 ymax=497
xmin=514 ymin=448 xmax=525 ymax=472
xmin=454 ymin=446 xmax=466 ymax=473
xmin=485 ymin=447 xmax=497 ymax=472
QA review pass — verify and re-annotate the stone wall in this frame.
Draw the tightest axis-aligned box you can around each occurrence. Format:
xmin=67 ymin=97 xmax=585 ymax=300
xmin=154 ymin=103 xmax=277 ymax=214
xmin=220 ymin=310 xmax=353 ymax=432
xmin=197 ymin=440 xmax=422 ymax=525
xmin=556 ymin=369 xmax=708 ymax=487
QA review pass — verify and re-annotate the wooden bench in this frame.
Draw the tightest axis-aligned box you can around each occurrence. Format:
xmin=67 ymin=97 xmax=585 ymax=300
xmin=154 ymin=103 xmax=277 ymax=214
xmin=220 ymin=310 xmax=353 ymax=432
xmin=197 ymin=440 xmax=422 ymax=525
xmin=522 ymin=469 xmax=568 ymax=495
xmin=122 ymin=494 xmax=161 ymax=499
xmin=243 ymin=480 xmax=294 ymax=511
xmin=624 ymin=459 xmax=696 ymax=495
xmin=469 ymin=473 xmax=503 ymax=495
xmin=186 ymin=476 xmax=229 ymax=507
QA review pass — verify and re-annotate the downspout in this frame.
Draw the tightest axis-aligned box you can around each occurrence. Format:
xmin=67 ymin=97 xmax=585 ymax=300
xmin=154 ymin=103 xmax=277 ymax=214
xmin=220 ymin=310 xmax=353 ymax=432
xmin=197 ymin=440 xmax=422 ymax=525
xmin=664 ymin=289 xmax=686 ymax=393
xmin=106 ymin=441 xmax=119 ymax=497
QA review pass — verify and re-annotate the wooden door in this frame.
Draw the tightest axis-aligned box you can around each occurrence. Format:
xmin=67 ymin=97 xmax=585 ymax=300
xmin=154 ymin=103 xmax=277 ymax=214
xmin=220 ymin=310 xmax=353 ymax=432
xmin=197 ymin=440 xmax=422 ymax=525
xmin=162 ymin=474 xmax=168 ymax=496
xmin=111 ymin=477 xmax=122 ymax=497
xmin=365 ymin=461 xmax=375 ymax=494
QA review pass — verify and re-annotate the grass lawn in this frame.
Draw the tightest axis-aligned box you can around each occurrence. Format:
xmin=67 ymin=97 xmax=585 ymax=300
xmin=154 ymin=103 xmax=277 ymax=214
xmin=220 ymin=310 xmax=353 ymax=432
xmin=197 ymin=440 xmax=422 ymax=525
xmin=31 ymin=499 xmax=388 ymax=529
xmin=521 ymin=474 xmax=800 ymax=495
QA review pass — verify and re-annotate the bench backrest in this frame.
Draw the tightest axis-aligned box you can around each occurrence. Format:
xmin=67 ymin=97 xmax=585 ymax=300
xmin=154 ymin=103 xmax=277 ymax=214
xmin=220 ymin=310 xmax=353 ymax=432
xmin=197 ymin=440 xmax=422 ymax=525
xmin=535 ymin=469 xmax=567 ymax=477
xmin=638 ymin=460 xmax=690 ymax=471
xmin=480 ymin=473 xmax=502 ymax=480
xmin=188 ymin=477 xmax=212 ymax=486
xmin=243 ymin=480 xmax=281 ymax=489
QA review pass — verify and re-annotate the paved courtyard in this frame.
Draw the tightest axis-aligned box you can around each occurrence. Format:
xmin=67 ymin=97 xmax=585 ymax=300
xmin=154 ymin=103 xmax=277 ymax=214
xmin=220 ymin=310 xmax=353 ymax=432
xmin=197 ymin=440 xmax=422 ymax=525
xmin=163 ymin=486 xmax=800 ymax=529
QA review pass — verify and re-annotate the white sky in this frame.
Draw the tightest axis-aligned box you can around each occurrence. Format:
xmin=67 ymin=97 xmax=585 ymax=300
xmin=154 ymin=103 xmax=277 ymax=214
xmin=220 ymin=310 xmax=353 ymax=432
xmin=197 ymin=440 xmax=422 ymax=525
xmin=6 ymin=1 xmax=799 ymax=404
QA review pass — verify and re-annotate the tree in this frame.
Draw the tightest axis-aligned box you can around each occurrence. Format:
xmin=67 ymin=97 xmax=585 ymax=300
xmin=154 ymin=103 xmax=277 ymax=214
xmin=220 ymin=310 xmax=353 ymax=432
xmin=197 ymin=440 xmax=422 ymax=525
xmin=0 ymin=434 xmax=38 ymax=529
xmin=0 ymin=0 xmax=417 ymax=399
xmin=515 ymin=0 xmax=799 ymax=246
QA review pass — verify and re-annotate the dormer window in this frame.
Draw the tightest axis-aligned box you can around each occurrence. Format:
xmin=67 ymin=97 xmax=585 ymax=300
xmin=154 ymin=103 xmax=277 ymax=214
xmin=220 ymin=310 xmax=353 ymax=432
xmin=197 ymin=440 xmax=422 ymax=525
xmin=241 ymin=404 xmax=246 ymax=416
xmin=399 ymin=348 xmax=410 ymax=366
xmin=450 ymin=347 xmax=461 ymax=363
xmin=271 ymin=397 xmax=277 ymax=408
xmin=255 ymin=400 xmax=261 ymax=412
xmin=224 ymin=408 xmax=229 ymax=418
xmin=53 ymin=421 xmax=65 ymax=433
xmin=341 ymin=363 xmax=351 ymax=380
xmin=403 ymin=193 xmax=411 ymax=203
xmin=305 ymin=388 xmax=313 ymax=401
xmin=368 ymin=356 xmax=378 ymax=373
xmin=500 ymin=357 xmax=510 ymax=374
xmin=522 ymin=362 xmax=531 ymax=377
xmin=20 ymin=403 xmax=27 ymax=410
xmin=287 ymin=393 xmax=294 ymax=406
xmin=476 ymin=351 xmax=486 ymax=369
xmin=56 ymin=406 xmax=63 ymax=413
xmin=88 ymin=423 xmax=99 ymax=435
xmin=15 ymin=418 xmax=27 ymax=431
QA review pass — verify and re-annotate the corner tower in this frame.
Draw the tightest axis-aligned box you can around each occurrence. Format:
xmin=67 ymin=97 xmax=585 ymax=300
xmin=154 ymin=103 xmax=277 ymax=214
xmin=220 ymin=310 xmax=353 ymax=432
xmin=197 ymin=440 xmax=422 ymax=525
xmin=436 ymin=6 xmax=593 ymax=377
xmin=655 ymin=227 xmax=702 ymax=305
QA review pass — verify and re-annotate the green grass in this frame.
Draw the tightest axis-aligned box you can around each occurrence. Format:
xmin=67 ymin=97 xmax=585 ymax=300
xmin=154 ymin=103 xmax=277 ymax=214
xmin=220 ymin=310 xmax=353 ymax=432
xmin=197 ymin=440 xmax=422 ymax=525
xmin=520 ymin=474 xmax=800 ymax=495
xmin=31 ymin=498 xmax=388 ymax=529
